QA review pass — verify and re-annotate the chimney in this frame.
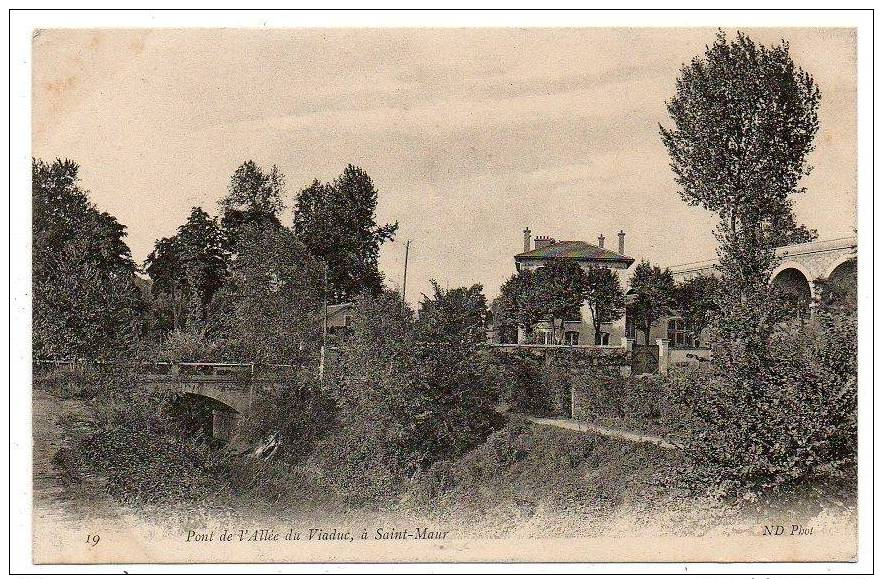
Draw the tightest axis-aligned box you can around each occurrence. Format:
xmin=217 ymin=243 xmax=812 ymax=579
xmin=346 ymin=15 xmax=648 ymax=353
xmin=597 ymin=234 xmax=605 ymax=249
xmin=534 ymin=235 xmax=555 ymax=250
xmin=523 ymin=227 xmax=532 ymax=253
xmin=618 ymin=230 xmax=626 ymax=255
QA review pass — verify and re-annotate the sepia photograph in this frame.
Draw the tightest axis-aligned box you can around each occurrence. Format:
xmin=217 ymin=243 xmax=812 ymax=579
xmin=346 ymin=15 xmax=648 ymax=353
xmin=11 ymin=9 xmax=872 ymax=569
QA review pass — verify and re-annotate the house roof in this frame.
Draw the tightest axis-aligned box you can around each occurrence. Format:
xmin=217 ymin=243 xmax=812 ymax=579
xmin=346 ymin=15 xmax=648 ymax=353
xmin=326 ymin=302 xmax=354 ymax=317
xmin=515 ymin=240 xmax=634 ymax=265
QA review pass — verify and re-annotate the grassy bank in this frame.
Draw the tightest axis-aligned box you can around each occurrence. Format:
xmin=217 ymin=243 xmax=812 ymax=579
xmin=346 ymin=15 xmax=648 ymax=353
xmin=36 ymin=366 xmax=855 ymax=540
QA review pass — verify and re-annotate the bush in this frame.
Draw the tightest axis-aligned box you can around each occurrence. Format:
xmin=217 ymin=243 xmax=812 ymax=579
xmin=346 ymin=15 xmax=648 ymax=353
xmin=57 ymin=367 xmax=230 ymax=509
xmin=310 ymin=417 xmax=411 ymax=506
xmin=480 ymin=350 xmax=550 ymax=415
xmin=147 ymin=328 xmax=229 ymax=362
xmin=34 ymin=365 xmax=99 ymax=400
xmin=684 ymin=309 xmax=857 ymax=503
xmin=571 ymin=367 xmax=701 ymax=438
xmin=321 ymin=288 xmax=504 ymax=505
xmin=233 ymin=371 xmax=337 ymax=463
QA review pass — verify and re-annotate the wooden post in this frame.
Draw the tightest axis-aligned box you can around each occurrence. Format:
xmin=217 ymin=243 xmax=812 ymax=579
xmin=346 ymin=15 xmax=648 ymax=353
xmin=319 ymin=262 xmax=328 ymax=386
xmin=401 ymin=240 xmax=411 ymax=314
xmin=249 ymin=363 xmax=255 ymax=410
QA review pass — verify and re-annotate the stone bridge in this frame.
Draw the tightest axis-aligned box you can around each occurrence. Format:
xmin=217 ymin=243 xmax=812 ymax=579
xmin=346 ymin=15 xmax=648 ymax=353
xmin=671 ymin=236 xmax=857 ymax=314
xmin=137 ymin=362 xmax=287 ymax=441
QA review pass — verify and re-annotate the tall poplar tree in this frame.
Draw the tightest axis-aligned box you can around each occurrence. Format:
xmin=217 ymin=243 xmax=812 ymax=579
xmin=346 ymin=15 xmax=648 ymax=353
xmin=659 ymin=30 xmax=820 ymax=287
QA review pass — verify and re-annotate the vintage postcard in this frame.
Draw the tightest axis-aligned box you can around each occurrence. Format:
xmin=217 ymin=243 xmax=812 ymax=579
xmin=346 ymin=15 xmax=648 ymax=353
xmin=11 ymin=9 xmax=872 ymax=570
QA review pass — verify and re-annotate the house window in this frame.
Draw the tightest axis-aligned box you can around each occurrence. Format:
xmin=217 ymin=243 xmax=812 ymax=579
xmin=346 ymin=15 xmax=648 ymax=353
xmin=563 ymin=331 xmax=580 ymax=345
xmin=667 ymin=318 xmax=692 ymax=347
xmin=599 ymin=332 xmax=610 ymax=346
xmin=537 ymin=329 xmax=554 ymax=345
xmin=625 ymin=316 xmax=636 ymax=339
xmin=343 ymin=315 xmax=351 ymax=327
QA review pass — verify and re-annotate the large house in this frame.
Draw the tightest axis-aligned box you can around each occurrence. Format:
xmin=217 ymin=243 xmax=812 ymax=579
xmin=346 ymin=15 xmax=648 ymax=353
xmin=512 ymin=227 xmax=634 ymax=345
xmin=501 ymin=228 xmax=857 ymax=351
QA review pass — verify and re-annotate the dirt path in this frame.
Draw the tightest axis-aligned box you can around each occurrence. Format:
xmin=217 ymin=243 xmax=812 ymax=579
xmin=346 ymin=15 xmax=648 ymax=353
xmin=525 ymin=416 xmax=681 ymax=449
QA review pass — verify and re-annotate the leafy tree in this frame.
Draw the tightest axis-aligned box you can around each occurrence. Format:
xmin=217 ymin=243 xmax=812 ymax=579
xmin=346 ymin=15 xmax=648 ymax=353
xmin=659 ymin=29 xmax=820 ymax=284
xmin=492 ymin=269 xmax=535 ymax=343
xmin=32 ymin=158 xmax=144 ymax=359
xmin=145 ymin=207 xmax=229 ymax=333
xmin=659 ymin=32 xmax=856 ymax=503
xmin=673 ymin=274 xmax=721 ymax=346
xmin=33 ymin=158 xmax=136 ymax=276
xmin=525 ymin=261 xmax=585 ymax=344
xmin=219 ymin=161 xmax=285 ymax=245
xmin=582 ymin=267 xmax=626 ymax=345
xmin=293 ymin=165 xmax=398 ymax=301
xmin=34 ymin=240 xmax=144 ymax=360
xmin=325 ymin=290 xmax=418 ymax=500
xmin=144 ymin=236 xmax=185 ymax=332
xmin=329 ymin=287 xmax=500 ymax=501
xmin=411 ymin=284 xmax=500 ymax=466
xmin=627 ymin=261 xmax=676 ymax=346
xmin=215 ymin=224 xmax=324 ymax=364
xmin=416 ymin=281 xmax=488 ymax=345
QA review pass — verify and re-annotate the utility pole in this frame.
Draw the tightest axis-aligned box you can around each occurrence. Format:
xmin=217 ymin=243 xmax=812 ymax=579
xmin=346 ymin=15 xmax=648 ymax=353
xmin=401 ymin=240 xmax=411 ymax=314
xmin=319 ymin=261 xmax=328 ymax=386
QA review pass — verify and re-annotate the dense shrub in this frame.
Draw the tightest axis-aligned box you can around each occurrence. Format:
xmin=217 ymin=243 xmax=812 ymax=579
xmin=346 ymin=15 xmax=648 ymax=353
xmin=322 ymin=288 xmax=503 ymax=505
xmin=481 ymin=350 xmax=547 ymax=414
xmin=148 ymin=328 xmax=230 ymax=362
xmin=34 ymin=365 xmax=100 ymax=400
xmin=683 ymin=309 xmax=857 ymax=503
xmin=571 ymin=368 xmax=700 ymax=438
xmin=311 ymin=417 xmax=412 ymax=505
xmin=233 ymin=372 xmax=337 ymax=463
xmin=55 ymin=367 xmax=229 ymax=508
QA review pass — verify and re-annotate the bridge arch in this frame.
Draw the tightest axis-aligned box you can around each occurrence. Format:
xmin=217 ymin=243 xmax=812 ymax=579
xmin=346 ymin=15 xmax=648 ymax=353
xmin=178 ymin=382 xmax=251 ymax=414
xmin=821 ymin=257 xmax=857 ymax=309
xmin=771 ymin=263 xmax=813 ymax=319
xmin=174 ymin=391 xmax=243 ymax=442
xmin=824 ymin=255 xmax=857 ymax=282
xmin=770 ymin=260 xmax=815 ymax=289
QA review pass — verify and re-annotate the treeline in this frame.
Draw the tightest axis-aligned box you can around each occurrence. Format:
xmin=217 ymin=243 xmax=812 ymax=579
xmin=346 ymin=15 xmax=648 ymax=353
xmin=34 ymin=156 xmax=506 ymax=506
xmin=32 ymin=158 xmax=400 ymax=365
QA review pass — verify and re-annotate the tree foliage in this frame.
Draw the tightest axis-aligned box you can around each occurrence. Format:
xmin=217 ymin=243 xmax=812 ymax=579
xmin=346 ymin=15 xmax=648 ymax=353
xmin=219 ymin=161 xmax=285 ymax=245
xmin=494 ymin=263 xmax=625 ymax=345
xmin=627 ymin=261 xmax=676 ymax=345
xmin=492 ymin=269 xmax=536 ymax=343
xmin=32 ymin=158 xmax=145 ymax=359
xmin=293 ymin=165 xmax=398 ymax=301
xmin=659 ymin=29 xmax=820 ymax=268
xmin=416 ymin=281 xmax=488 ymax=345
xmin=213 ymin=224 xmax=324 ymax=364
xmin=525 ymin=261 xmax=585 ymax=343
xmin=660 ymin=31 xmax=855 ymax=503
xmin=145 ymin=207 xmax=229 ymax=334
xmin=328 ymin=287 xmax=500 ymax=502
xmin=582 ymin=267 xmax=626 ymax=345
xmin=672 ymin=274 xmax=721 ymax=345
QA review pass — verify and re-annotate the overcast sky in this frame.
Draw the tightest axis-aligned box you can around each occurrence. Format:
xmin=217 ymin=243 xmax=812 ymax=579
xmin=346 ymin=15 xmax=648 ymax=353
xmin=32 ymin=27 xmax=856 ymax=303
